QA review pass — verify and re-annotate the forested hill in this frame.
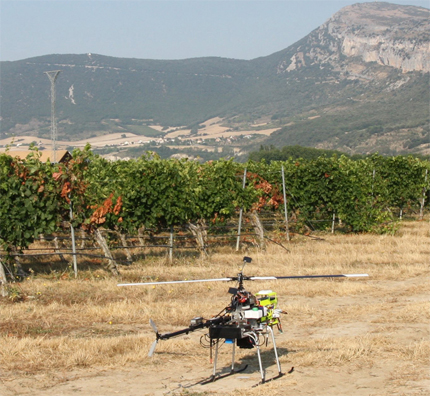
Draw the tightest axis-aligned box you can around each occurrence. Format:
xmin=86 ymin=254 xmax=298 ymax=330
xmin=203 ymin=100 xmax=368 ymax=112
xmin=1 ymin=2 xmax=429 ymax=156
xmin=0 ymin=54 xmax=254 ymax=130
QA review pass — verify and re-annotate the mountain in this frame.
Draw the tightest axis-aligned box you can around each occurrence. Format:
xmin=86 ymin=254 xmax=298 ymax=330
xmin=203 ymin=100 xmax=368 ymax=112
xmin=1 ymin=2 xmax=429 ymax=157
xmin=252 ymin=2 xmax=430 ymax=155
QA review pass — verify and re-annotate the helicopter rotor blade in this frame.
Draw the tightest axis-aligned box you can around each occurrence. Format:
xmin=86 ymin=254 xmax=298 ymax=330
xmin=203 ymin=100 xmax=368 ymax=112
xmin=149 ymin=318 xmax=158 ymax=334
xmin=148 ymin=319 xmax=159 ymax=357
xmin=118 ymin=277 xmax=233 ymax=287
xmin=249 ymin=274 xmax=368 ymax=281
xmin=148 ymin=340 xmax=158 ymax=357
xmin=119 ymin=274 xmax=369 ymax=288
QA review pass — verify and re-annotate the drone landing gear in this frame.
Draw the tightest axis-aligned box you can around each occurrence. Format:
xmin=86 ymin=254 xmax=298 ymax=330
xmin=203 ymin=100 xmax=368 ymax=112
xmin=201 ymin=326 xmax=283 ymax=386
xmin=200 ymin=339 xmax=248 ymax=385
xmin=247 ymin=326 xmax=283 ymax=385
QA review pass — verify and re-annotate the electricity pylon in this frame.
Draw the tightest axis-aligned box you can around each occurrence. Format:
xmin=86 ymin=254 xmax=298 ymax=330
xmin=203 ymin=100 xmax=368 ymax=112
xmin=44 ymin=70 xmax=61 ymax=163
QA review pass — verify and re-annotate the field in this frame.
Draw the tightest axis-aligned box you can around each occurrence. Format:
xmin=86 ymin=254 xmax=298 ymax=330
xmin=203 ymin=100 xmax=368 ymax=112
xmin=1 ymin=220 xmax=429 ymax=396
xmin=0 ymin=115 xmax=279 ymax=162
xmin=0 ymin=134 xmax=150 ymax=151
xmin=0 ymin=116 xmax=277 ymax=155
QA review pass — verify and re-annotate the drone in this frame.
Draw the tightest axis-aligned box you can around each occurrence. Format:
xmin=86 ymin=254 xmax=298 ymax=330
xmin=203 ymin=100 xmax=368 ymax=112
xmin=118 ymin=257 xmax=368 ymax=385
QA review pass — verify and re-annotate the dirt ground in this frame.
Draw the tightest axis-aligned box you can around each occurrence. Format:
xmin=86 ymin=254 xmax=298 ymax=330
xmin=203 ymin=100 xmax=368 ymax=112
xmin=1 ymin=275 xmax=429 ymax=396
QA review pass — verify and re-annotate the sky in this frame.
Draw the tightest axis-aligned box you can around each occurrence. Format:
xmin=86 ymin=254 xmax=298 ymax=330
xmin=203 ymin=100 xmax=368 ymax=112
xmin=1 ymin=0 xmax=429 ymax=62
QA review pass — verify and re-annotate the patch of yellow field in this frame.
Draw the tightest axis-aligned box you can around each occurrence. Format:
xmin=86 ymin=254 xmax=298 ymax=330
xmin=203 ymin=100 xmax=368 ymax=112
xmin=0 ymin=133 xmax=151 ymax=152
xmin=163 ymin=129 xmax=192 ymax=138
xmin=164 ymin=116 xmax=279 ymax=140
xmin=193 ymin=128 xmax=279 ymax=139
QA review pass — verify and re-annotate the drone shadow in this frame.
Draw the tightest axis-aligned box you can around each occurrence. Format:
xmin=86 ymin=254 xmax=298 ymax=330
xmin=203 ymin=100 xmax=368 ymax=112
xmin=227 ymin=346 xmax=290 ymax=373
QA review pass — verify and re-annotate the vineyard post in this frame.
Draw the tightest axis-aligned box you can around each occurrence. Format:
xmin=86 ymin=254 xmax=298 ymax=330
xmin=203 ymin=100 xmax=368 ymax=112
xmin=419 ymin=169 xmax=428 ymax=220
xmin=169 ymin=226 xmax=174 ymax=263
xmin=331 ymin=212 xmax=336 ymax=234
xmin=236 ymin=168 xmax=247 ymax=251
xmin=0 ymin=257 xmax=7 ymax=297
xmin=281 ymin=166 xmax=290 ymax=241
xmin=69 ymin=198 xmax=78 ymax=278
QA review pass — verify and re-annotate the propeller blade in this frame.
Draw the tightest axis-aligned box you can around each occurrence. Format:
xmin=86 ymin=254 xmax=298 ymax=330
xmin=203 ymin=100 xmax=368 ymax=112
xmin=149 ymin=318 xmax=158 ymax=334
xmin=118 ymin=277 xmax=233 ymax=287
xmin=250 ymin=274 xmax=369 ymax=280
xmin=249 ymin=276 xmax=277 ymax=280
xmin=148 ymin=340 xmax=158 ymax=357
xmin=118 ymin=274 xmax=369 ymax=287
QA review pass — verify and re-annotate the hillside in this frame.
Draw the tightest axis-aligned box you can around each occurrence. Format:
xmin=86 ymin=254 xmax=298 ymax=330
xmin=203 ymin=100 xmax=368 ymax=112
xmin=0 ymin=2 xmax=429 ymax=157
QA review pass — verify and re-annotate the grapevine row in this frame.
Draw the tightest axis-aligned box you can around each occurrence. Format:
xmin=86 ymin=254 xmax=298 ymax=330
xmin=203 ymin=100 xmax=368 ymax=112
xmin=1 ymin=146 xmax=429 ymax=266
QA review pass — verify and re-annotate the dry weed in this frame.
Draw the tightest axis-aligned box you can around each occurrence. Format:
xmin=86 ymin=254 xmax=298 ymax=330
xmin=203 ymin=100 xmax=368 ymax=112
xmin=0 ymin=219 xmax=428 ymax=395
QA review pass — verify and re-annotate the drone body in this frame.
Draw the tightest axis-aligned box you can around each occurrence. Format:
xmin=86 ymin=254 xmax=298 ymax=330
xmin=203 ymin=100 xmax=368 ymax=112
xmin=118 ymin=256 xmax=368 ymax=385
xmin=205 ymin=282 xmax=284 ymax=384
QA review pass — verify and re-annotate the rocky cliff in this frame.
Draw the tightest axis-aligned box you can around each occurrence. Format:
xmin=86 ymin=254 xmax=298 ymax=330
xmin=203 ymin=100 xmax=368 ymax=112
xmin=280 ymin=2 xmax=429 ymax=74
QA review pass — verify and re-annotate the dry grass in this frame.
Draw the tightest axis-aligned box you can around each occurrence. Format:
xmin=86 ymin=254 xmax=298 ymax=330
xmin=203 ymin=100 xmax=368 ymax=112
xmin=0 ymin=219 xmax=429 ymax=395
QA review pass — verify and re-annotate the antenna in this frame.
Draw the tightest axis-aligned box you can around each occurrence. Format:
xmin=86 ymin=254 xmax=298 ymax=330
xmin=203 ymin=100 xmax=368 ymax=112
xmin=237 ymin=256 xmax=252 ymax=290
xmin=44 ymin=70 xmax=61 ymax=163
xmin=241 ymin=256 xmax=252 ymax=272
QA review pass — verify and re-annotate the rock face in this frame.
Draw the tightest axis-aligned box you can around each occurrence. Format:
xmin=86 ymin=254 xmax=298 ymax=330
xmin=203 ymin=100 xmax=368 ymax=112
xmin=281 ymin=2 xmax=430 ymax=74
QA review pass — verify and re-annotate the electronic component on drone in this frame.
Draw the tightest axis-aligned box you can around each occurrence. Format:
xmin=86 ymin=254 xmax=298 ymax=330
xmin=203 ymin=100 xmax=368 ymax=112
xmin=190 ymin=317 xmax=204 ymax=327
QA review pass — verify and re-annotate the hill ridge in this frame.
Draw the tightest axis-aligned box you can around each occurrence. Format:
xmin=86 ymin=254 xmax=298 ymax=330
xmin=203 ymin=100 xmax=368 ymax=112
xmin=1 ymin=2 xmax=429 ymax=157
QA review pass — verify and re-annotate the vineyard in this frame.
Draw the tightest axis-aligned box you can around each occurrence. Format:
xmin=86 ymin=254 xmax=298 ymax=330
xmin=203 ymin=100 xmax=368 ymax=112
xmin=0 ymin=146 xmax=429 ymax=284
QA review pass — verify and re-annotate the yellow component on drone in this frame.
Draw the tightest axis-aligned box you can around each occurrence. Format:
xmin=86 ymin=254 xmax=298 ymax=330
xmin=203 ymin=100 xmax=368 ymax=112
xmin=256 ymin=290 xmax=279 ymax=326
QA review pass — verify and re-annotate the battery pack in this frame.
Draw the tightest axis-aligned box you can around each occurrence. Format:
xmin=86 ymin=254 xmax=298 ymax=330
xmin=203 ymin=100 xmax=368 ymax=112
xmin=209 ymin=326 xmax=241 ymax=339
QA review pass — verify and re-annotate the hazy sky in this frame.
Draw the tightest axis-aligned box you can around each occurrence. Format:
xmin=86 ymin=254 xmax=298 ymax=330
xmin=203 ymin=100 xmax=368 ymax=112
xmin=1 ymin=0 xmax=429 ymax=62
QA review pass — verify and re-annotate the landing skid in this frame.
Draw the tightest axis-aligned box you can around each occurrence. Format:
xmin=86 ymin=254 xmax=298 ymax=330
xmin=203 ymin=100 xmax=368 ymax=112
xmin=253 ymin=366 xmax=293 ymax=386
xmin=253 ymin=372 xmax=284 ymax=387
xmin=199 ymin=364 xmax=249 ymax=385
